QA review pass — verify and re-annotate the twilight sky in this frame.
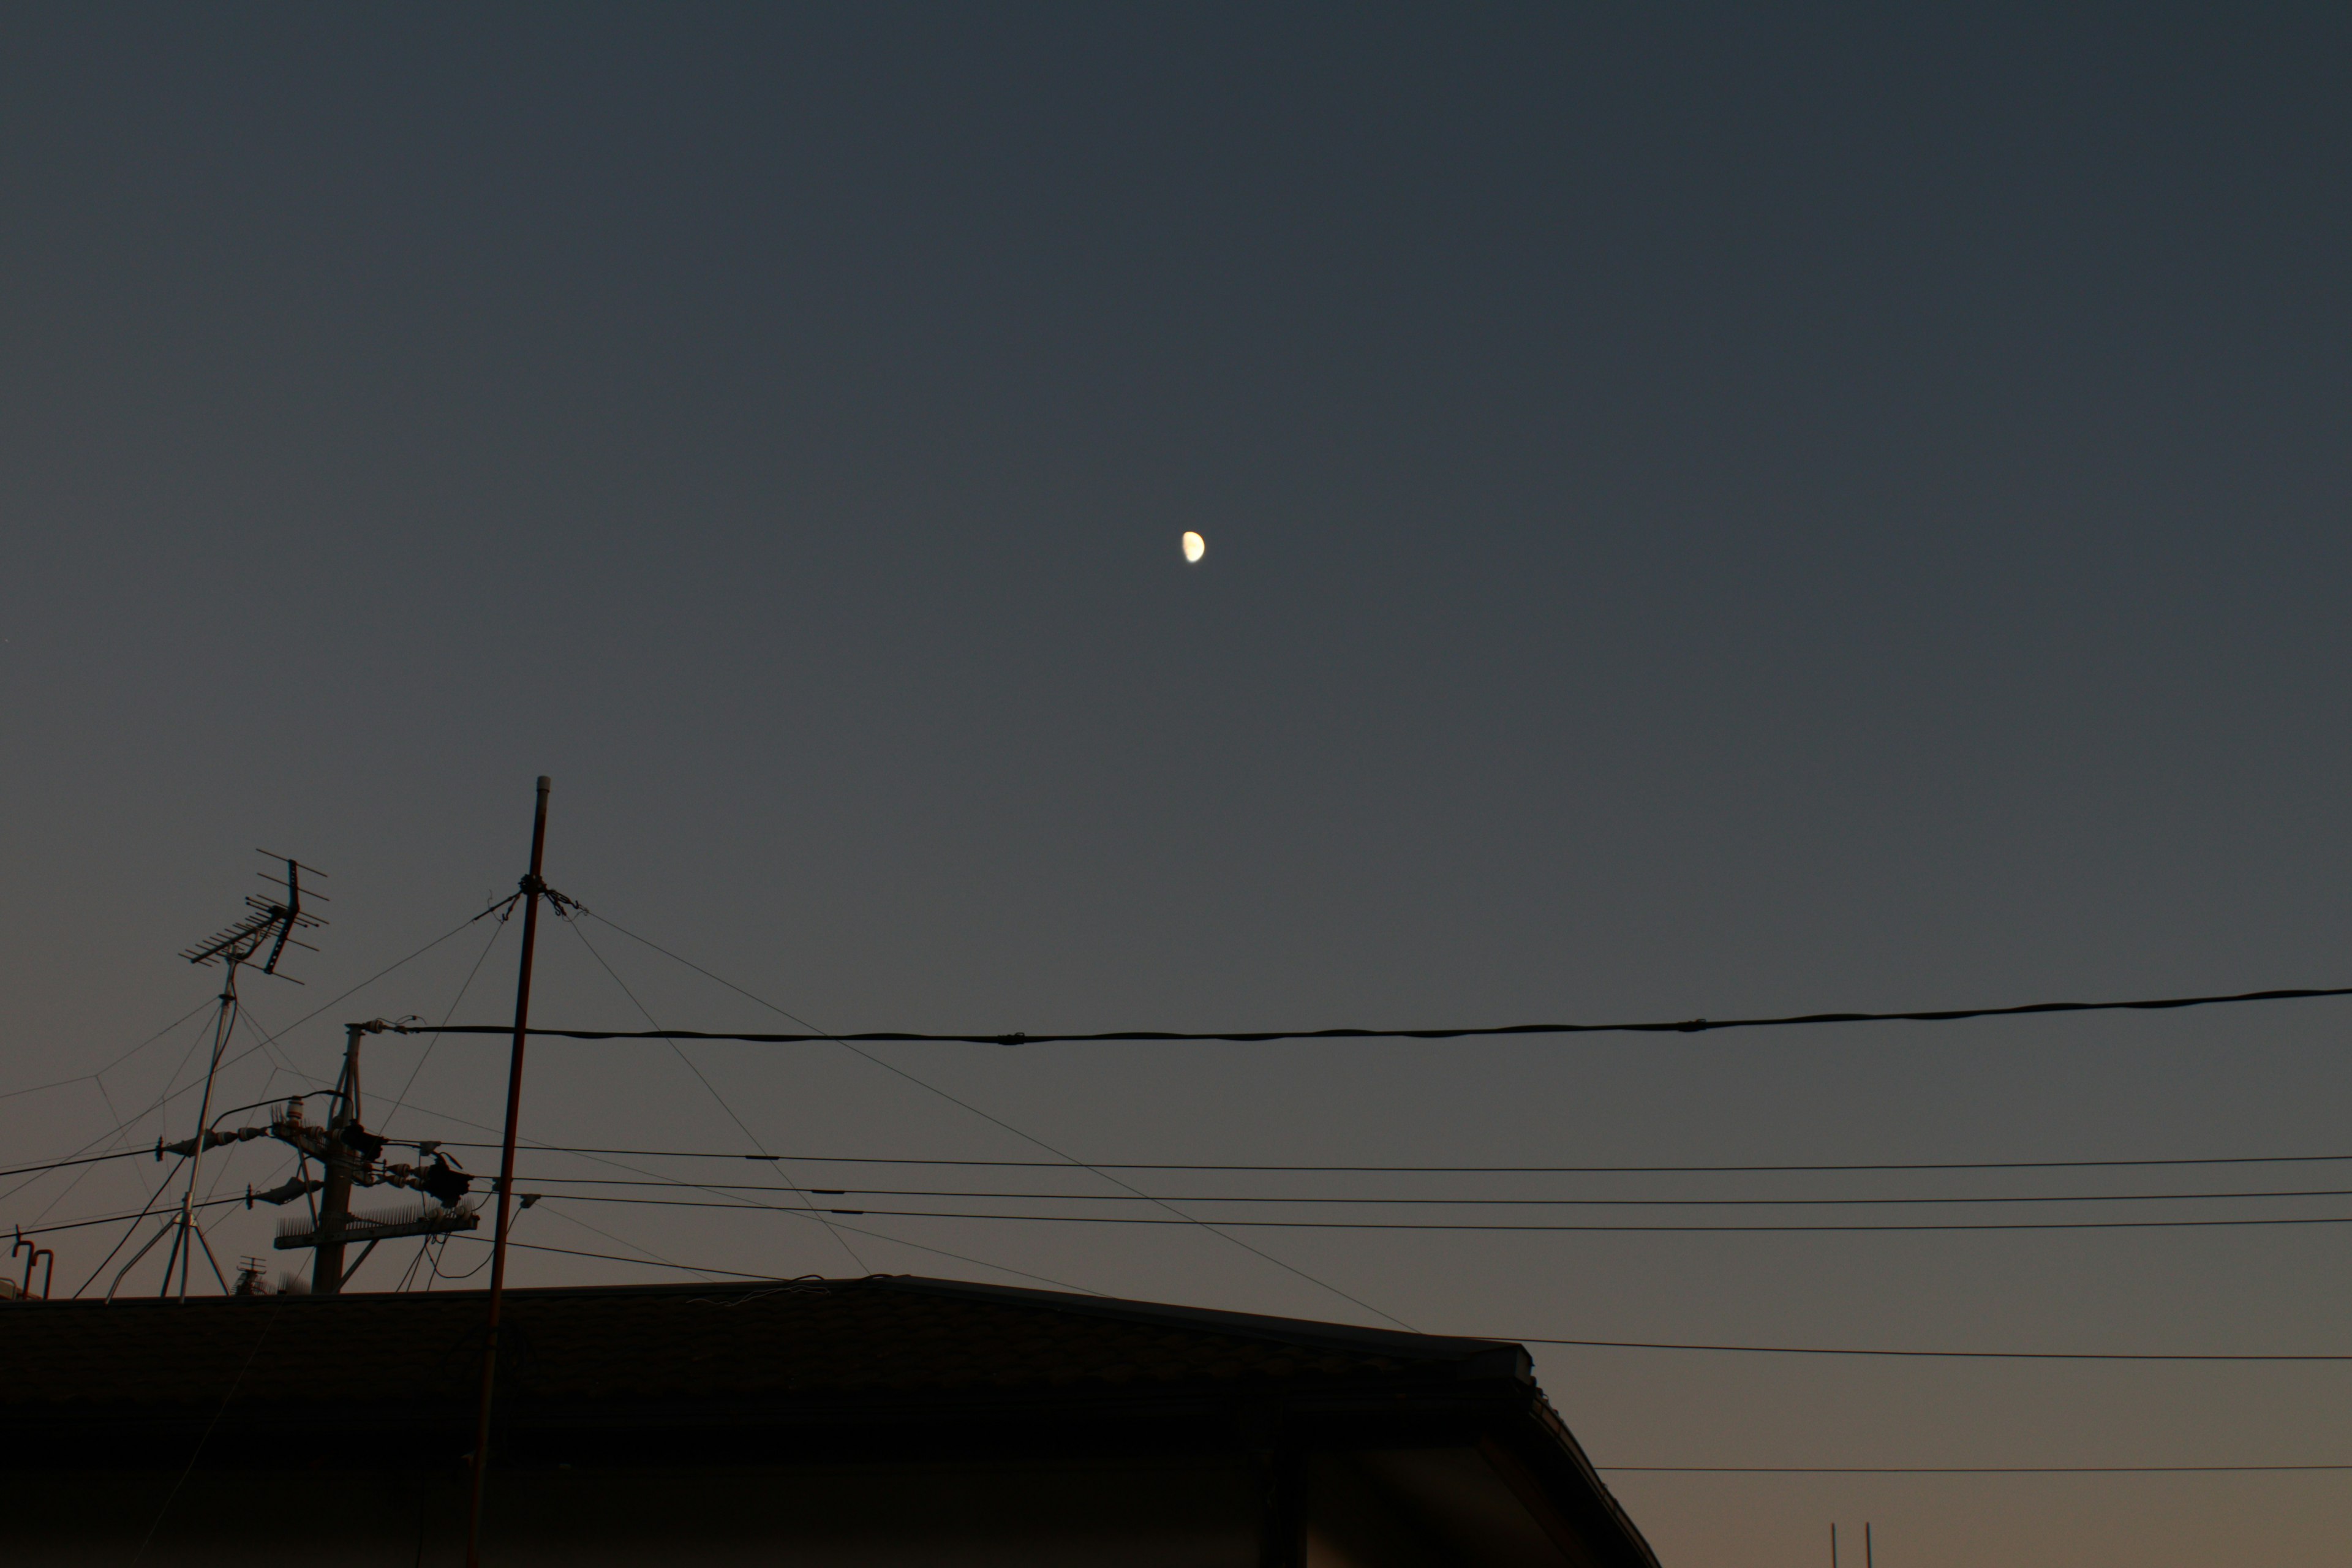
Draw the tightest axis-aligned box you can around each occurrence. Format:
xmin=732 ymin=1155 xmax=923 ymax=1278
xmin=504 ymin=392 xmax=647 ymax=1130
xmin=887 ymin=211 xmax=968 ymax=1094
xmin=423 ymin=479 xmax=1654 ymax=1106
xmin=3 ymin=6 xmax=2350 ymax=1564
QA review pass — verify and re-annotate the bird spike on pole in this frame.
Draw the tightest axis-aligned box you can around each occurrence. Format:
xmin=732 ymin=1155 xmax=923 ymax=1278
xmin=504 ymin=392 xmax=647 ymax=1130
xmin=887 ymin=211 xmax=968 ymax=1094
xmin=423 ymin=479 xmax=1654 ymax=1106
xmin=467 ymin=777 xmax=554 ymax=1567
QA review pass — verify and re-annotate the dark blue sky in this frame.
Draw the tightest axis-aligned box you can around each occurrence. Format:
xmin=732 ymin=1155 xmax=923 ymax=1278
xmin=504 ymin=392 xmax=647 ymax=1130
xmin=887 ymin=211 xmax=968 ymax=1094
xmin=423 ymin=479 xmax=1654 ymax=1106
xmin=4 ymin=8 xmax=2349 ymax=1564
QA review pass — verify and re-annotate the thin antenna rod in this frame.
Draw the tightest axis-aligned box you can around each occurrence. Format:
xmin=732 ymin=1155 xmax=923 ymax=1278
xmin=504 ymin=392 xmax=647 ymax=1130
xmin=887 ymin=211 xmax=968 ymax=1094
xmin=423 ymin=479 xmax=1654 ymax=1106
xmin=1831 ymin=1523 xmax=1838 ymax=1568
xmin=174 ymin=957 xmax=242 ymax=1302
xmin=1866 ymin=1523 xmax=1873 ymax=1567
xmin=466 ymin=776 xmax=551 ymax=1568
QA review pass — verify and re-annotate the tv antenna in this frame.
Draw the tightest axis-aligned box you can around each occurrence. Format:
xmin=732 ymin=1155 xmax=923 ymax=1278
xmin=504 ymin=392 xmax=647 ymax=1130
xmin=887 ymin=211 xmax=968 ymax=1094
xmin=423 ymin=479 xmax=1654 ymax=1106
xmin=115 ymin=854 xmax=327 ymax=1303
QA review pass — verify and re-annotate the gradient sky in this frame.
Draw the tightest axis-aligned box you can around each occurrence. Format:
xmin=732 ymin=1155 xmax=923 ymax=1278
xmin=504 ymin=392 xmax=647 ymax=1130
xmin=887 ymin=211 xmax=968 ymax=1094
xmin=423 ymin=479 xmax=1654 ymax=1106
xmin=4 ymin=6 xmax=2350 ymax=1564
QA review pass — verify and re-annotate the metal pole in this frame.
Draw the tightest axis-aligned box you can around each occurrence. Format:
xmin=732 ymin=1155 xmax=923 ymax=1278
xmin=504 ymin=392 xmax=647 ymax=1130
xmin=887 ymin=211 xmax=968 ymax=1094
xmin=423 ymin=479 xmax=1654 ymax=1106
xmin=466 ymin=776 xmax=551 ymax=1568
xmin=1866 ymin=1523 xmax=1872 ymax=1567
xmin=314 ymin=1023 xmax=369 ymax=1295
xmin=176 ymin=959 xmax=241 ymax=1302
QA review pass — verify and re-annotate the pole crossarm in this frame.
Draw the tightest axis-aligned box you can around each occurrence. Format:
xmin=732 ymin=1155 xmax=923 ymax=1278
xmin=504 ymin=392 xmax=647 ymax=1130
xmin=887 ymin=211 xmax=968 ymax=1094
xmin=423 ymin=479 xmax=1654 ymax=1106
xmin=273 ymin=1206 xmax=479 ymax=1251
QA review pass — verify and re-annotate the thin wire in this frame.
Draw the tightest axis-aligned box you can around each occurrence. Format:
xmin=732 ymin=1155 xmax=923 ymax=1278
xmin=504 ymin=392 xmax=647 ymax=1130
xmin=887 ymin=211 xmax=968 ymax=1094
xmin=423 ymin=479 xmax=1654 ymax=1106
xmin=12 ymin=903 xmax=503 ymax=1223
xmin=355 ymin=1084 xmax=1078 ymax=1295
xmin=68 ymin=1176 xmax=183 ymax=1297
xmin=18 ymin=1191 xmax=246 ymax=1243
xmin=529 ymin=1194 xmax=699 ymax=1276
xmin=562 ymin=916 xmax=867 ymax=1273
xmin=380 ymin=912 xmax=507 ymax=1139
xmin=394 ymin=1237 xmax=433 ymax=1292
xmin=0 ymin=999 xmax=214 ymax=1104
xmin=132 ymin=1287 xmax=290 ymax=1562
xmin=449 ymin=1216 xmax=1102 ymax=1295
xmin=518 ymin=1190 xmax=2352 ymax=1233
xmin=492 ymin=1175 xmax=2352 ymax=1208
xmin=1 ymin=1007 xmax=225 ymax=1220
xmin=1509 ymin=1335 xmax=2352 ymax=1362
xmin=426 ymin=1140 xmax=2352 ymax=1176
xmin=400 ymin=978 xmax=2352 ymax=1046
xmin=582 ymin=910 xmax=1412 ymax=1330
xmin=178 ymin=900 xmax=521 ymax=1114
xmin=1597 ymin=1464 xmax=2352 ymax=1474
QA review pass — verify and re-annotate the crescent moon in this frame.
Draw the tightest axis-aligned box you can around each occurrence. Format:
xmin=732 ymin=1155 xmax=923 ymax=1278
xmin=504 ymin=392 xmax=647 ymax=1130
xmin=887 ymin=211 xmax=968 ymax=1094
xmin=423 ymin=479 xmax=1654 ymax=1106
xmin=1182 ymin=531 xmax=1206 ymax=564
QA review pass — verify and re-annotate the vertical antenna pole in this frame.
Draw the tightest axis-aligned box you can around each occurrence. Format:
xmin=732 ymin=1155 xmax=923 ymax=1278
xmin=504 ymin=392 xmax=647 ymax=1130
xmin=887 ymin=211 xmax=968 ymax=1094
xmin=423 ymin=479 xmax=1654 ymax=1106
xmin=312 ymin=1023 xmax=368 ymax=1296
xmin=1865 ymin=1523 xmax=1872 ymax=1567
xmin=174 ymin=957 xmax=242 ymax=1302
xmin=466 ymin=776 xmax=551 ymax=1568
xmin=1831 ymin=1523 xmax=1838 ymax=1568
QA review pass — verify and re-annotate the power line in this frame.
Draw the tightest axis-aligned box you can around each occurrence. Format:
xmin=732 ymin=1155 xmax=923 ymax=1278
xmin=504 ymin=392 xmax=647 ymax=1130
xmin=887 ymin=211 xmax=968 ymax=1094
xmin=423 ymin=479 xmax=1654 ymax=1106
xmin=9 ymin=900 xmax=516 ymax=1207
xmin=1512 ymin=1335 xmax=2352 ymax=1362
xmin=560 ymin=914 xmax=870 ymax=1275
xmin=529 ymin=1191 xmax=2352 ymax=1233
xmin=496 ymin=1176 xmax=2352 ymax=1208
xmin=432 ymin=1139 xmax=2352 ymax=1176
xmin=396 ymin=978 xmax=2352 ymax=1047
xmin=581 ymin=910 xmax=1415 ymax=1332
xmin=1595 ymin=1464 xmax=2352 ymax=1474
xmin=0 ymin=1147 xmax=156 ymax=1182
xmin=339 ymin=1077 xmax=1114 ymax=1302
xmin=16 ymin=1193 xmax=247 ymax=1241
xmin=442 ymin=1219 xmax=1104 ymax=1296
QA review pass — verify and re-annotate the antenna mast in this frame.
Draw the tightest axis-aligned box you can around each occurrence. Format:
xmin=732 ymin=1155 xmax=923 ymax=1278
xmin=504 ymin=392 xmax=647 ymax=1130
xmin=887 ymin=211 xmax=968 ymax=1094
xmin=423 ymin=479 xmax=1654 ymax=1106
xmin=113 ymin=856 xmax=326 ymax=1303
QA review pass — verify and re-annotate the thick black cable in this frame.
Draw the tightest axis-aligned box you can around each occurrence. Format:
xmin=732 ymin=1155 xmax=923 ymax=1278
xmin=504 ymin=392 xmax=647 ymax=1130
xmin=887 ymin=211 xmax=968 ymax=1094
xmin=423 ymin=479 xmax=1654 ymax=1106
xmin=399 ymin=979 xmax=2352 ymax=1047
xmin=0 ymin=1147 xmax=155 ymax=1182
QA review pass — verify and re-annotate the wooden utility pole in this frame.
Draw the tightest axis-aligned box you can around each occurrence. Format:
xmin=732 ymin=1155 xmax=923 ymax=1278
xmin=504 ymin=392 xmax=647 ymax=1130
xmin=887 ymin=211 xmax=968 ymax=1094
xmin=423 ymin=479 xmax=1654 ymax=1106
xmin=466 ymin=775 xmax=552 ymax=1568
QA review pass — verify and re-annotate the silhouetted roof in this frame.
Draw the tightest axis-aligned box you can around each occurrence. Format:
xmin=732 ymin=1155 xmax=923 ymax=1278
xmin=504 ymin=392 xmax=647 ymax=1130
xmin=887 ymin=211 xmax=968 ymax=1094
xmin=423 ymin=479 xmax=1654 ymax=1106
xmin=0 ymin=1274 xmax=1656 ymax=1566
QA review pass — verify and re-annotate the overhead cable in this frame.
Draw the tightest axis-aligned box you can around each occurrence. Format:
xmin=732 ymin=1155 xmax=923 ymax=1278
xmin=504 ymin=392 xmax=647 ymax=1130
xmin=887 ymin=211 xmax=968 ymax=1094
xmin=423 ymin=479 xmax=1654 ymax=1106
xmin=398 ymin=979 xmax=2352 ymax=1047
xmin=499 ymin=1175 xmax=2352 ymax=1208
xmin=1513 ymin=1335 xmax=2350 ymax=1362
xmin=531 ymin=1191 xmax=2352 ymax=1233
xmin=579 ymin=909 xmax=1415 ymax=1331
xmin=1595 ymin=1464 xmax=2352 ymax=1474
xmin=430 ymin=1140 xmax=2352 ymax=1175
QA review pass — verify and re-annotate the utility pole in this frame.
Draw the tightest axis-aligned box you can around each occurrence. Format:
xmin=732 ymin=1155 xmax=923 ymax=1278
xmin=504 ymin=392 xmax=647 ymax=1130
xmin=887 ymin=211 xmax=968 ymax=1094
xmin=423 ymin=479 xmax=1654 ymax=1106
xmin=264 ymin=1025 xmax=475 ymax=1287
xmin=467 ymin=775 xmax=554 ymax=1568
xmin=312 ymin=1022 xmax=377 ymax=1294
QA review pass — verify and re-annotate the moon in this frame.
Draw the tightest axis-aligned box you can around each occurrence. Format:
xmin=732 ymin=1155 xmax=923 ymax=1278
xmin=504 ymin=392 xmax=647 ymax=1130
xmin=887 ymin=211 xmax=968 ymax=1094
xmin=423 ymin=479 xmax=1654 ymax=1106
xmin=1182 ymin=530 xmax=1206 ymax=564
